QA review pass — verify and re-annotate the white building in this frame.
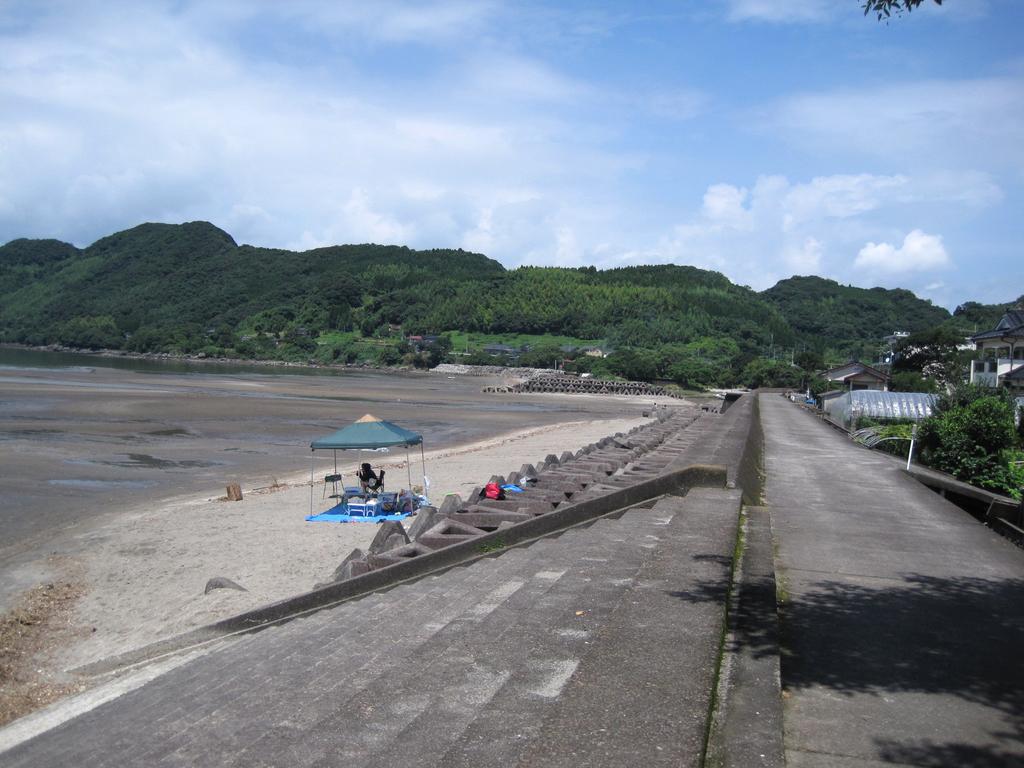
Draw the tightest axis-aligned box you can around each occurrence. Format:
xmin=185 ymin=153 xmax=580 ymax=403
xmin=969 ymin=309 xmax=1024 ymax=392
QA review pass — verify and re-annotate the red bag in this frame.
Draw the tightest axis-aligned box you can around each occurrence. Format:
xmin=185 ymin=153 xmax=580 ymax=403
xmin=484 ymin=482 xmax=505 ymax=500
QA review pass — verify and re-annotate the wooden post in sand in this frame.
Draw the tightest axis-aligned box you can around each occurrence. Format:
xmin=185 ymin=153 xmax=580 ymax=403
xmin=226 ymin=483 xmax=243 ymax=501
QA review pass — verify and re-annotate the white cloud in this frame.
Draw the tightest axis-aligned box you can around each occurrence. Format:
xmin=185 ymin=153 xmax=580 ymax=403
xmin=635 ymin=173 xmax=972 ymax=292
xmin=771 ymin=77 xmax=1024 ymax=172
xmin=854 ymin=230 xmax=951 ymax=273
xmin=780 ymin=174 xmax=907 ymax=226
xmin=0 ymin=2 xmax=1013 ymax=310
xmin=191 ymin=1 xmax=499 ymax=45
xmin=725 ymin=0 xmax=834 ymax=24
xmin=554 ymin=226 xmax=584 ymax=267
xmin=0 ymin=2 xmax=626 ymax=252
xmin=701 ymin=183 xmax=751 ymax=228
xmin=783 ymin=237 xmax=823 ymax=273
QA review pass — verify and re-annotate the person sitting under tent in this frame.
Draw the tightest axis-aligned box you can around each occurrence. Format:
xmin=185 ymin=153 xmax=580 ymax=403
xmin=357 ymin=463 xmax=385 ymax=495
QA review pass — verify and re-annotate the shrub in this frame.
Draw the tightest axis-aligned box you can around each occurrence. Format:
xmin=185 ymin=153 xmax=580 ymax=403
xmin=918 ymin=392 xmax=1022 ymax=497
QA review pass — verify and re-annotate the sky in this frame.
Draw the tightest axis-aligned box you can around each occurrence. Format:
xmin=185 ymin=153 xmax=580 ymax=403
xmin=1 ymin=1 xmax=1021 ymax=309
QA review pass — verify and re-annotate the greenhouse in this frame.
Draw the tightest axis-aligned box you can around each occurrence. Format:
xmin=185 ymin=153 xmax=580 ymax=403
xmin=824 ymin=390 xmax=937 ymax=430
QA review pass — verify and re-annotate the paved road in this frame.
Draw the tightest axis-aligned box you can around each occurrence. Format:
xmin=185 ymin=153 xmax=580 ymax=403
xmin=761 ymin=395 xmax=1024 ymax=767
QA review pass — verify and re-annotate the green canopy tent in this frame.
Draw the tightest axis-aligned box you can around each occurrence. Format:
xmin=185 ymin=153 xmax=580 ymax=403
xmin=309 ymin=414 xmax=426 ymax=514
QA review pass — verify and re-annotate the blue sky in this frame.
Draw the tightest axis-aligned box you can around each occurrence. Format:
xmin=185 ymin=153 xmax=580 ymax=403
xmin=1 ymin=1 xmax=1021 ymax=309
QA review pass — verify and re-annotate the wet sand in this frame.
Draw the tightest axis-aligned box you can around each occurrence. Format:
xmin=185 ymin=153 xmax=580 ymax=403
xmin=0 ymin=354 xmax=687 ymax=633
xmin=0 ymin=358 xmax=651 ymax=557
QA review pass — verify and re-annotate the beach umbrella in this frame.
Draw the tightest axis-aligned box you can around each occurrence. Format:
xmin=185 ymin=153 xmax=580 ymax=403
xmin=309 ymin=414 xmax=426 ymax=514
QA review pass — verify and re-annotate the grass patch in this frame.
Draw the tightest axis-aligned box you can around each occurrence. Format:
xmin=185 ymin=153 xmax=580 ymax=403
xmin=701 ymin=505 xmax=748 ymax=768
xmin=445 ymin=330 xmax=605 ymax=354
xmin=478 ymin=538 xmax=508 ymax=553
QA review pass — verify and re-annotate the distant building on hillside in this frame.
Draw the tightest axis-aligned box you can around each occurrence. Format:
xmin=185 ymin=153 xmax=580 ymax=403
xmin=406 ymin=334 xmax=440 ymax=352
xmin=968 ymin=308 xmax=1024 ymax=391
xmin=483 ymin=343 xmax=519 ymax=359
xmin=820 ymin=361 xmax=889 ymax=392
xmin=881 ymin=330 xmax=910 ymax=365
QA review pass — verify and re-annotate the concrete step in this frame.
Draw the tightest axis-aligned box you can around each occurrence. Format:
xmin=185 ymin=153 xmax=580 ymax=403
xmin=515 ymin=488 xmax=742 ymax=768
xmin=1 ymin=485 xmax=743 ymax=768
xmin=1 ymin=548 xmax=541 ymax=768
xmin=216 ymin=519 xmax=663 ymax=767
xmin=347 ymin=509 xmax=683 ymax=768
xmin=129 ymin=551 xmax=553 ymax=766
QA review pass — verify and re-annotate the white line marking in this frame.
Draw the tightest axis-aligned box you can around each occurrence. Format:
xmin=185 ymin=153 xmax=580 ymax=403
xmin=530 ymin=659 xmax=580 ymax=699
xmin=466 ymin=580 xmax=525 ymax=618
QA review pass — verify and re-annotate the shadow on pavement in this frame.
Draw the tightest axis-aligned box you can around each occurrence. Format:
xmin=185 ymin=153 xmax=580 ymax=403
xmin=670 ymin=571 xmax=1024 ymax=764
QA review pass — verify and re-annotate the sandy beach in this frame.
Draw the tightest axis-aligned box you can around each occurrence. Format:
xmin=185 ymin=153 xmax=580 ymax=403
xmin=0 ymin=350 xmax=697 ymax=724
xmin=42 ymin=415 xmax=655 ymax=672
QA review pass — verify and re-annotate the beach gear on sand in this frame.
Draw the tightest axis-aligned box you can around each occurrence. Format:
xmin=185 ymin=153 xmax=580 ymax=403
xmin=308 ymin=414 xmax=428 ymax=519
xmin=305 ymin=490 xmax=424 ymax=523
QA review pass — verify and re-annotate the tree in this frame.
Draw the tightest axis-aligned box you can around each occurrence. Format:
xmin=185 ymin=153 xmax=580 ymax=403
xmin=794 ymin=349 xmax=825 ymax=374
xmin=669 ymin=358 xmax=716 ymax=390
xmin=863 ymin=0 xmax=941 ymax=20
xmin=917 ymin=384 xmax=1023 ymax=497
xmin=740 ymin=358 xmax=803 ymax=389
xmin=518 ymin=342 xmax=564 ymax=369
xmin=606 ymin=349 xmax=658 ymax=382
xmin=892 ymin=326 xmax=971 ymax=389
xmin=60 ymin=315 xmax=121 ymax=349
xmin=890 ymin=370 xmax=938 ymax=394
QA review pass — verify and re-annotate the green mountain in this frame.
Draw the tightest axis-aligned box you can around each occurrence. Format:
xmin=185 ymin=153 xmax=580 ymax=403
xmin=0 ymin=222 xmax=504 ymax=350
xmin=0 ymin=222 xmax=791 ymax=357
xmin=0 ymin=221 xmax=1005 ymax=388
xmin=761 ymin=276 xmax=952 ymax=354
xmin=943 ymin=296 xmax=1024 ymax=337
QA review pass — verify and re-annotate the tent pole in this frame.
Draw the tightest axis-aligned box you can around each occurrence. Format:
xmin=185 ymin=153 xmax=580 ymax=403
xmin=406 ymin=445 xmax=412 ymax=491
xmin=420 ymin=442 xmax=426 ymax=499
xmin=309 ymin=450 xmax=314 ymax=517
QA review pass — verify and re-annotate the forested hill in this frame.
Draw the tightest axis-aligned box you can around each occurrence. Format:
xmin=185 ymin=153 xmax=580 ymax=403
xmin=0 ymin=221 xmax=504 ymax=351
xmin=761 ymin=276 xmax=951 ymax=347
xmin=0 ymin=221 xmax=791 ymax=355
xmin=0 ymin=220 xmax=979 ymax=386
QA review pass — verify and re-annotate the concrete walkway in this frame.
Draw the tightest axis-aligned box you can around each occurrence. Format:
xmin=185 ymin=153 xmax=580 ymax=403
xmin=760 ymin=395 xmax=1024 ymax=767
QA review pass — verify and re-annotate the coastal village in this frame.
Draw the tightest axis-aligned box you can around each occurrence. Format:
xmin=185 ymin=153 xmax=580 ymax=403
xmin=2 ymin=1 xmax=1024 ymax=766
xmin=0 ymin=305 xmax=1022 ymax=765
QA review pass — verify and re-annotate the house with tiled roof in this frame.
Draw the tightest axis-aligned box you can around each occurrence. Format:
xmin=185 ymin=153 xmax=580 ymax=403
xmin=819 ymin=361 xmax=889 ymax=391
xmin=968 ymin=308 xmax=1024 ymax=391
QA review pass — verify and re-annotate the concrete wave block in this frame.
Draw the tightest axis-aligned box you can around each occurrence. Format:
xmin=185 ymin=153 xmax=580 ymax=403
xmin=366 ymin=541 xmax=434 ymax=570
xmin=439 ymin=494 xmax=464 ymax=516
xmin=369 ymin=521 xmax=410 ymax=554
xmin=417 ymin=518 xmax=489 ymax=550
xmin=330 ymin=548 xmax=371 ymax=582
xmin=407 ymin=506 xmax=438 ymax=541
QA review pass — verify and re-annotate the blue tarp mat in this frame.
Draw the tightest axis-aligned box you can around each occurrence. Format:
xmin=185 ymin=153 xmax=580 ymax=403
xmin=306 ymin=510 xmax=413 ymax=523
